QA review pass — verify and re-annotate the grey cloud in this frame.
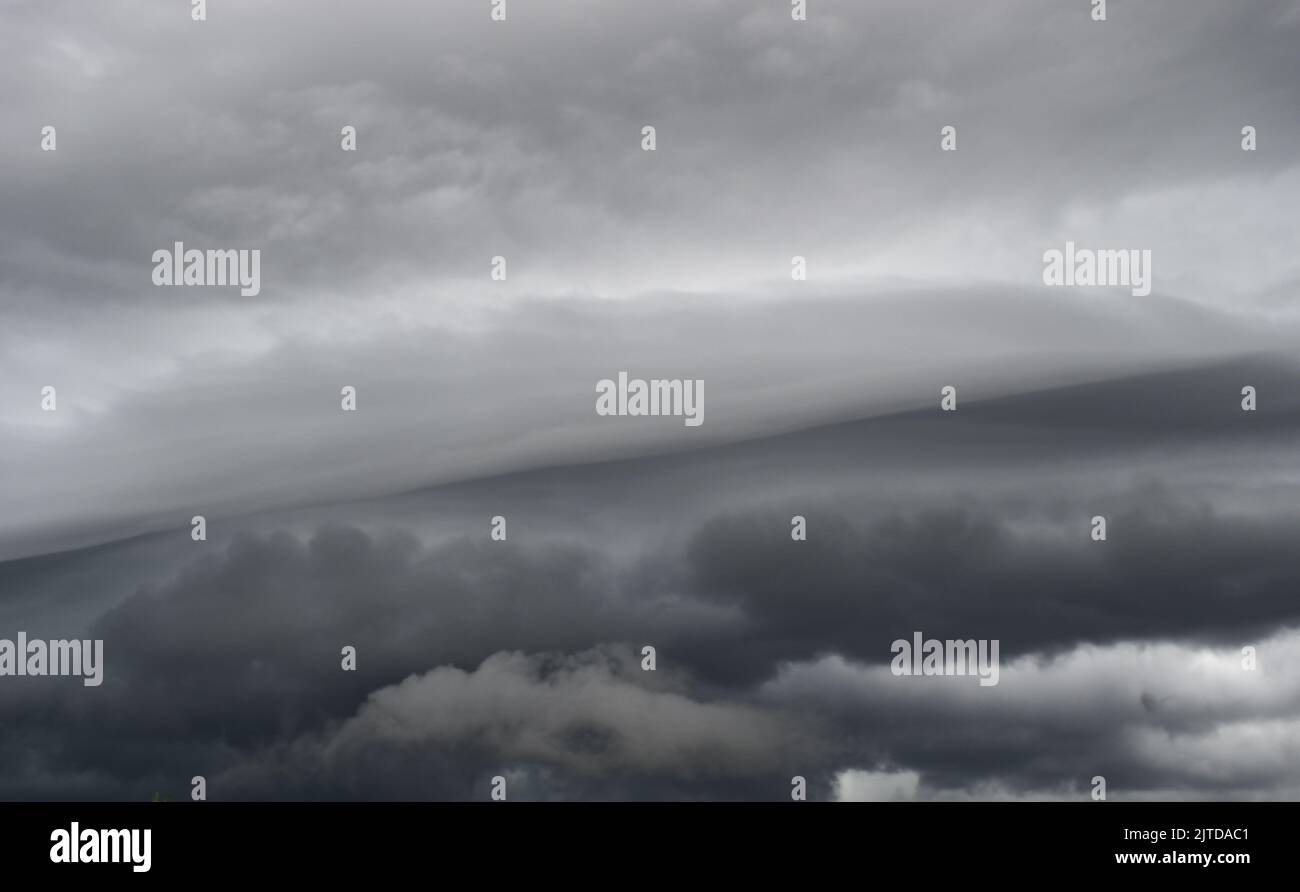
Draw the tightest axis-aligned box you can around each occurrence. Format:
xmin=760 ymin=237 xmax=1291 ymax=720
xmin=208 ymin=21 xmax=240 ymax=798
xmin=767 ymin=628 xmax=1300 ymax=799
xmin=3 ymin=293 xmax=1292 ymax=560
xmin=3 ymin=0 xmax=1298 ymax=560
xmin=2 ymin=0 xmax=1297 ymax=307
xmin=324 ymin=646 xmax=810 ymax=791
xmin=2 ymin=0 xmax=1298 ymax=803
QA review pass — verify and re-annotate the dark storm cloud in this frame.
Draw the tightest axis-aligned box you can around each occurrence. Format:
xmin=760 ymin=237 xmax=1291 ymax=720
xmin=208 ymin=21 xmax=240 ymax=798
xmin=5 ymin=485 xmax=1294 ymax=801
xmin=2 ymin=0 xmax=1299 ymax=803
xmin=4 ymin=352 xmax=1300 ymax=799
xmin=0 ymin=525 xmax=756 ymax=799
xmin=682 ymin=492 xmax=1300 ymax=684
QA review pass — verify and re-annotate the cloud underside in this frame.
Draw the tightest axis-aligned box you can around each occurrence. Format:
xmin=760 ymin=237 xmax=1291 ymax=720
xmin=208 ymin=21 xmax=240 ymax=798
xmin=3 ymin=368 xmax=1299 ymax=800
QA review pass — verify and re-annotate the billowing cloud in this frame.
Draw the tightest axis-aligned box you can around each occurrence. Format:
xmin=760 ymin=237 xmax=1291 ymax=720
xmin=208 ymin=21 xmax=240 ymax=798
xmin=327 ymin=646 xmax=807 ymax=783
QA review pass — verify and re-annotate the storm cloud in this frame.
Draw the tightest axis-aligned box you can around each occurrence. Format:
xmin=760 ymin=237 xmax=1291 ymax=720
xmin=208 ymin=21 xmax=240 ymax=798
xmin=2 ymin=1 xmax=1299 ymax=800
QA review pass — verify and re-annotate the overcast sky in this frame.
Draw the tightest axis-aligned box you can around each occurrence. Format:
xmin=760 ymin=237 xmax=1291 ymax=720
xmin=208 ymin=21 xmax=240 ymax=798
xmin=1 ymin=0 xmax=1298 ymax=801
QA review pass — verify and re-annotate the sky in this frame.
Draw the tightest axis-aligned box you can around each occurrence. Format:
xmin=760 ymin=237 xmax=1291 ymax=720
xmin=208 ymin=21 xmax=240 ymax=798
xmin=1 ymin=0 xmax=1298 ymax=801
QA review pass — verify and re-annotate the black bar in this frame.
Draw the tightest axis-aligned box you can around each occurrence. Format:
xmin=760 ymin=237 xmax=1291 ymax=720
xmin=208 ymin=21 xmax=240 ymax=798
xmin=2 ymin=801 xmax=1281 ymax=879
